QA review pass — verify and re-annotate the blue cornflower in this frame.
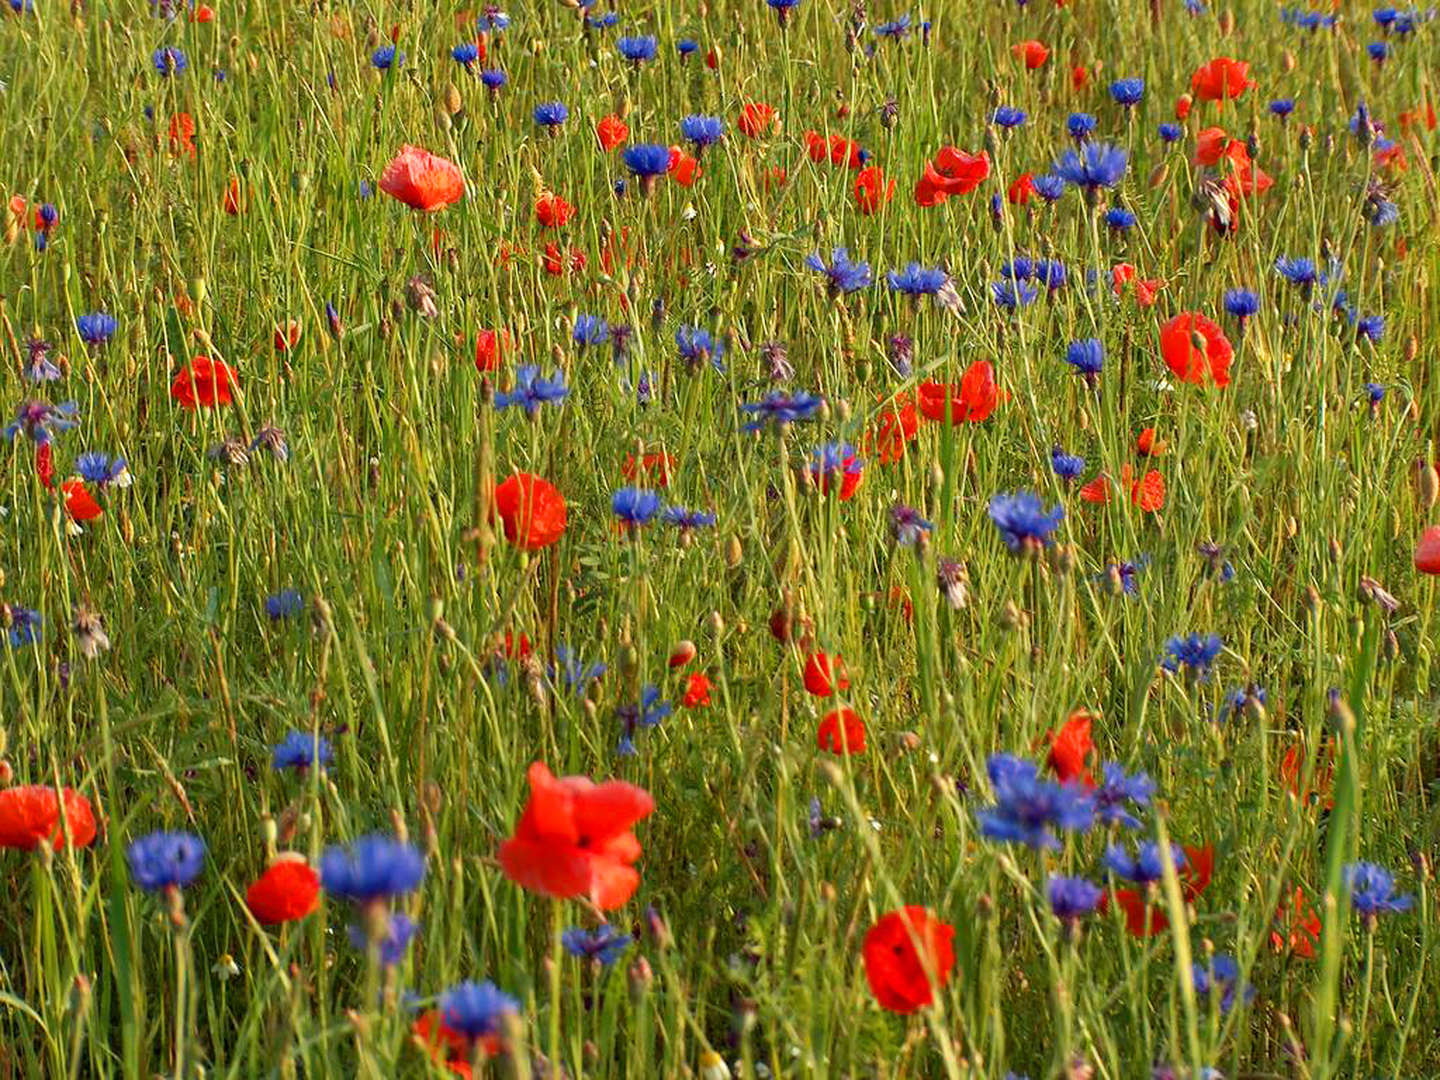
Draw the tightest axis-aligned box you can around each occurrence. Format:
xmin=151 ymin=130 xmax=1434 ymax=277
xmin=1274 ymin=256 xmax=1319 ymax=290
xmin=766 ymin=0 xmax=803 ymax=22
xmin=1223 ymin=289 xmax=1260 ymax=320
xmin=1104 ymin=841 xmax=1185 ymax=884
xmin=1048 ymin=876 xmax=1104 ymax=922
xmin=1158 ymin=122 xmax=1184 ymax=143
xmin=1067 ymin=112 xmax=1097 ymax=141
xmin=676 ymin=38 xmax=700 ymax=56
xmin=348 ymin=912 xmax=419 ymax=965
xmin=1105 ymin=207 xmax=1137 ymax=231
xmin=1051 ymin=447 xmax=1086 ymax=481
xmin=992 ymin=280 xmax=1039 ymax=309
xmin=573 ymin=314 xmax=610 ymax=347
xmin=1269 ymin=98 xmax=1295 ymax=119
xmin=680 ymin=115 xmax=724 ymax=149
xmin=623 ymin=143 xmax=672 ymax=178
xmin=675 ymin=326 xmax=726 ymax=370
xmin=586 ymin=11 xmax=619 ymax=29
xmin=320 ymin=834 xmax=426 ymax=902
xmin=991 ymin=106 xmax=1027 ymax=129
xmin=478 ymin=8 xmax=511 ymax=31
xmin=272 ymin=731 xmax=333 ymax=771
xmin=1054 ymin=143 xmax=1129 ymax=190
xmin=1357 ymin=315 xmax=1385 ymax=343
xmin=562 ymin=925 xmax=634 ymax=966
xmin=6 ymin=606 xmax=42 ymax=647
xmin=875 ymin=13 xmax=912 ymax=36
xmin=1366 ymin=197 xmax=1399 ymax=226
xmin=740 ymin=390 xmax=824 ymax=430
xmin=1001 ymin=256 xmax=1035 ymax=281
xmin=128 ymin=831 xmax=205 ymax=891
xmin=977 ymin=754 xmax=1095 ymax=850
xmin=534 ymin=102 xmax=569 ymax=128
xmin=662 ymin=506 xmax=717 ymax=530
xmin=1032 ymin=174 xmax=1068 ymax=202
xmin=1368 ymin=40 xmax=1391 ymax=61
xmin=1109 ymin=78 xmax=1145 ymax=106
xmin=440 ymin=981 xmax=520 ymax=1041
xmin=1345 ymin=862 xmax=1415 ymax=919
xmin=452 ymin=43 xmax=480 ymax=66
xmin=887 ymin=263 xmax=948 ymax=296
xmin=1193 ymin=955 xmax=1255 ymax=1013
xmin=1093 ymin=763 xmax=1154 ymax=828
xmin=494 ymin=366 xmax=568 ymax=415
xmin=5 ymin=399 xmax=79 ymax=445
xmin=1104 ymin=558 xmax=1145 ymax=596
xmin=153 ymin=46 xmax=187 ymax=76
xmin=1364 ymin=382 xmax=1386 ymax=407
xmin=1033 ymin=259 xmax=1068 ymax=290
xmin=1065 ymin=340 xmax=1104 ymax=383
xmin=808 ymin=442 xmax=862 ymax=494
xmin=890 ymin=503 xmax=933 ymax=546
xmin=617 ymin=35 xmax=658 ymax=62
xmin=1162 ymin=633 xmax=1224 ymax=678
xmin=989 ymin=492 xmax=1063 ymax=553
xmin=23 ymin=339 xmax=59 ymax=382
xmin=1218 ymin=684 xmax=1267 ymax=723
xmin=551 ymin=644 xmax=607 ymax=693
xmin=612 ymin=487 xmax=663 ymax=526
xmin=1374 ymin=4 xmax=1399 ymax=26
xmin=76 ymin=313 xmax=118 ymax=346
xmin=266 ymin=589 xmax=305 ymax=621
xmin=75 ymin=451 xmax=128 ymax=486
xmin=480 ymin=69 xmax=507 ymax=90
xmin=371 ymin=45 xmax=404 ymax=70
xmin=806 ymin=248 xmax=872 ymax=294
xmin=616 ymin=685 xmax=672 ymax=754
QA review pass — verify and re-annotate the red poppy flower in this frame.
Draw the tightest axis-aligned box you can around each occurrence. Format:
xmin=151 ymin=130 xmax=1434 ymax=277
xmin=541 ymin=243 xmax=586 ymax=276
xmin=475 ymin=329 xmax=510 ymax=373
xmin=1105 ymin=844 xmax=1212 ymax=936
xmin=681 ymin=672 xmax=712 ymax=708
xmin=854 ymin=166 xmax=894 ymax=214
xmin=498 ymin=761 xmax=655 ymax=910
xmin=595 ymin=114 xmax=629 ymax=151
xmin=63 ymin=480 xmax=102 ymax=522
xmin=1111 ymin=263 xmax=1165 ymax=306
xmin=803 ymin=651 xmax=850 ymax=697
xmin=1193 ymin=127 xmax=1238 ymax=167
xmin=1417 ymin=526 xmax=1440 ymax=573
xmin=1007 ymin=173 xmax=1035 ymax=204
xmin=1271 ymin=887 xmax=1321 ymax=959
xmin=1399 ymin=101 xmax=1438 ymax=133
xmin=622 ymin=452 xmax=675 ymax=487
xmin=379 ymin=145 xmax=465 ymax=212
xmin=492 ymin=473 xmax=567 ymax=551
xmin=918 ymin=361 xmax=1001 ymax=424
xmin=1160 ymin=311 xmax=1233 ymax=387
xmin=1279 ymin=739 xmax=1335 ymax=808
xmin=914 ymin=147 xmax=991 ymax=206
xmin=705 ymin=47 xmax=719 ymax=69
xmin=535 ymin=193 xmax=576 ymax=229
xmin=668 ymin=147 xmax=701 ymax=186
xmin=189 ymin=3 xmax=214 ymax=21
xmin=1071 ymin=65 xmax=1089 ymax=90
xmin=274 ymin=320 xmax=302 ymax=352
xmin=1044 ymin=709 xmax=1095 ymax=785
xmin=865 ymin=393 xmax=919 ymax=465
xmin=35 ymin=443 xmax=54 ymax=490
xmin=1012 ymin=39 xmax=1049 ymax=69
xmin=1135 ymin=427 xmax=1168 ymax=457
xmin=737 ymin=103 xmax=778 ymax=138
xmin=1191 ymin=57 xmax=1252 ymax=103
xmin=246 ymin=857 xmax=322 ymax=924
xmin=0 ymin=786 xmax=96 ymax=850
xmin=1374 ymin=142 xmax=1407 ymax=172
xmin=862 ymin=907 xmax=956 ymax=1013
xmin=171 ymin=355 xmax=237 ymax=409
xmin=1078 ymin=474 xmax=1112 ymax=504
xmin=223 ymin=177 xmax=244 ymax=215
xmin=1175 ymin=94 xmax=1193 ymax=120
xmin=1122 ymin=465 xmax=1166 ymax=512
xmin=414 ymin=1009 xmax=496 ymax=1076
xmin=817 ymin=707 xmax=866 ymax=755
xmin=168 ymin=112 xmax=197 ymax=158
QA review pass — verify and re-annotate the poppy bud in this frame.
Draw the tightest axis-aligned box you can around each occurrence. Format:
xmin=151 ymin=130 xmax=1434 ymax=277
xmin=0 ymin=760 xmax=11 ymax=786
xmin=998 ymin=600 xmax=1025 ymax=630
xmin=724 ymin=535 xmax=743 ymax=568
xmin=187 ymin=276 xmax=206 ymax=305
xmin=1281 ymin=49 xmax=1296 ymax=73
xmin=1404 ymin=336 xmax=1419 ymax=362
xmin=1414 ymin=458 xmax=1439 ymax=508
xmin=669 ymin=640 xmax=697 ymax=668
xmin=443 ymin=83 xmax=462 ymax=115
xmin=1217 ymin=8 xmax=1234 ymax=34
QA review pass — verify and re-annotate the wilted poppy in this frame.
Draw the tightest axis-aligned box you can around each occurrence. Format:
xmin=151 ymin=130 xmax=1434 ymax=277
xmin=918 ymin=361 xmax=1001 ymax=424
xmin=0 ymin=786 xmax=97 ymax=850
xmin=595 ymin=114 xmax=629 ymax=151
xmin=493 ymin=473 xmax=567 ymax=550
xmin=854 ymin=166 xmax=894 ymax=214
xmin=171 ymin=355 xmax=237 ymax=409
xmin=803 ymin=651 xmax=850 ymax=697
xmin=1160 ymin=312 xmax=1233 ymax=386
xmin=497 ymin=761 xmax=655 ymax=910
xmin=817 ymin=707 xmax=866 ymax=754
xmin=1191 ymin=57 xmax=1252 ymax=103
xmin=246 ymin=856 xmax=322 ymax=924
xmin=379 ymin=145 xmax=465 ymax=212
xmin=862 ymin=907 xmax=956 ymax=1013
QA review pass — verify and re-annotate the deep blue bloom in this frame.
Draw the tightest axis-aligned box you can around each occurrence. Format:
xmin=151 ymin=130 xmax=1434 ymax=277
xmin=1093 ymin=763 xmax=1154 ymax=828
xmin=766 ymin=0 xmax=803 ymax=13
xmin=1105 ymin=207 xmax=1137 ymax=231
xmin=992 ymin=106 xmax=1027 ymax=129
xmin=586 ymin=11 xmax=620 ymax=29
xmin=977 ymin=754 xmax=1095 ymax=850
xmin=1032 ymin=174 xmax=1068 ymax=202
xmin=5 ymin=399 xmax=79 ymax=445
xmin=1223 ymin=289 xmax=1260 ymax=319
xmin=989 ymin=492 xmax=1063 ymax=553
xmin=740 ymin=390 xmax=824 ymax=430
xmin=1065 ymin=339 xmax=1104 ymax=380
xmin=440 ymin=981 xmax=520 ymax=1040
xmin=1105 ymin=558 xmax=1145 ymax=595
xmin=1269 ymin=98 xmax=1296 ymax=118
xmin=35 ymin=205 xmax=56 ymax=230
xmin=1218 ymin=684 xmax=1267 ymax=723
xmin=612 ymin=487 xmax=663 ymax=525
xmin=806 ymin=248 xmax=871 ymax=294
xmin=1367 ymin=198 xmax=1399 ymax=226
xmin=320 ymin=835 xmax=425 ymax=902
xmin=1109 ymin=78 xmax=1145 ymax=106
xmin=680 ymin=115 xmax=724 ymax=147
xmin=573 ymin=314 xmax=610 ymax=347
xmin=1054 ymin=143 xmax=1128 ymax=190
xmin=1368 ymin=40 xmax=1391 ymax=60
xmin=533 ymin=102 xmax=569 ymax=127
xmin=371 ymin=45 xmax=404 ymax=70
xmin=266 ymin=589 xmax=305 ymax=621
xmin=617 ymin=35 xmax=658 ymax=62
xmin=875 ymin=13 xmax=912 ymax=36
xmin=616 ymin=685 xmax=672 ymax=753
xmin=890 ymin=503 xmax=933 ymax=546
xmin=1357 ymin=315 xmax=1385 ymax=343
xmin=75 ymin=450 xmax=128 ymax=486
xmin=1104 ymin=841 xmax=1186 ymax=884
xmin=128 ymin=831 xmax=205 ymax=891
xmin=1051 ymin=447 xmax=1086 ymax=481
xmin=1158 ymin=122 xmax=1184 ymax=143
xmin=551 ymin=644 xmax=607 ymax=693
xmin=1373 ymin=5 xmax=1399 ymax=26
xmin=1364 ymin=382 xmax=1386 ymax=406
xmin=1067 ymin=112 xmax=1097 ymax=141
xmin=562 ymin=924 xmax=634 ymax=966
xmin=1033 ymin=259 xmax=1067 ymax=290
xmin=1193 ymin=955 xmax=1255 ymax=1013
xmin=480 ymin=69 xmax=507 ymax=90
xmin=478 ymin=9 xmax=511 ymax=31
xmin=7 ymin=606 xmax=42 ymax=647
xmin=76 ymin=313 xmax=118 ymax=345
xmin=348 ymin=912 xmax=419 ymax=965
xmin=623 ymin=143 xmax=672 ymax=178
xmin=1048 ymin=876 xmax=1104 ymax=921
xmin=992 ymin=280 xmax=1039 ymax=309
xmin=676 ymin=38 xmax=700 ymax=55
xmin=1345 ymin=862 xmax=1415 ymax=917
xmin=1001 ymin=256 xmax=1035 ymax=281
xmin=887 ymin=263 xmax=948 ymax=295
xmin=452 ymin=43 xmax=480 ymax=65
xmin=1274 ymin=256 xmax=1319 ymax=288
xmin=272 ymin=731 xmax=333 ymax=771
xmin=676 ymin=326 xmax=725 ymax=369
xmin=662 ymin=506 xmax=718 ymax=530
xmin=494 ymin=366 xmax=568 ymax=414
xmin=153 ymin=46 xmax=187 ymax=76
xmin=1162 ymin=633 xmax=1224 ymax=677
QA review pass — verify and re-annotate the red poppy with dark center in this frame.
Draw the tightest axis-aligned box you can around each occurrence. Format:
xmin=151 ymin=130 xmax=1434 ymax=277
xmin=1044 ymin=709 xmax=1095 ymax=785
xmin=1271 ymin=887 xmax=1321 ymax=959
xmin=246 ymin=857 xmax=322 ymax=924
xmin=862 ymin=907 xmax=957 ymax=1013
xmin=492 ymin=473 xmax=567 ymax=550
xmin=1160 ymin=312 xmax=1233 ymax=387
xmin=817 ymin=707 xmax=866 ymax=755
xmin=1191 ymin=57 xmax=1252 ymax=103
xmin=475 ymin=329 xmax=510 ymax=373
xmin=737 ymin=103 xmax=778 ymax=138
xmin=681 ymin=672 xmax=712 ymax=708
xmin=171 ymin=355 xmax=237 ymax=409
xmin=498 ymin=761 xmax=655 ymax=910
xmin=803 ymin=651 xmax=850 ymax=697
xmin=595 ymin=115 xmax=629 ymax=151
xmin=1012 ymin=39 xmax=1049 ymax=69
xmin=917 ymin=361 xmax=1001 ymax=424
xmin=854 ymin=166 xmax=894 ymax=214
xmin=535 ymin=193 xmax=576 ymax=228
xmin=0 ymin=786 xmax=97 ymax=850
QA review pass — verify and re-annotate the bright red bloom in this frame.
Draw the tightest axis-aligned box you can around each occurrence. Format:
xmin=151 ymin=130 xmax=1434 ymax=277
xmin=168 ymin=112 xmax=197 ymax=158
xmin=854 ymin=166 xmax=894 ymax=214
xmin=1160 ymin=312 xmax=1233 ymax=387
xmin=862 ymin=907 xmax=956 ymax=1013
xmin=246 ymin=857 xmax=322 ymax=924
xmin=1135 ymin=427 xmax=1168 ymax=457
xmin=1191 ymin=57 xmax=1252 ymax=103
xmin=189 ymin=3 xmax=214 ymax=21
xmin=1271 ymin=887 xmax=1321 ymax=959
xmin=1175 ymin=93 xmax=1194 ymax=120
xmin=737 ymin=103 xmax=778 ymax=138
xmin=1071 ymin=64 xmax=1089 ymax=90
xmin=1374 ymin=141 xmax=1407 ymax=173
xmin=35 ymin=443 xmax=54 ymax=490
xmin=379 ymin=145 xmax=465 ymax=212
xmin=1417 ymin=526 xmax=1440 ymax=574
xmin=1111 ymin=263 xmax=1165 ymax=306
xmin=803 ymin=651 xmax=850 ymax=697
xmin=1280 ymin=739 xmax=1335 ymax=808
xmin=595 ymin=114 xmax=629 ymax=151
xmin=171 ymin=355 xmax=237 ymax=409
xmin=1044 ymin=709 xmax=1095 ymax=785
xmin=1105 ymin=844 xmax=1213 ymax=936
xmin=817 ymin=707 xmax=866 ymax=755
xmin=668 ymin=147 xmax=701 ymax=186
xmin=1007 ymin=173 xmax=1035 ymax=204
xmin=274 ymin=320 xmax=302 ymax=352
xmin=621 ymin=452 xmax=675 ymax=487
xmin=498 ymin=761 xmax=655 ymax=910
xmin=1012 ymin=39 xmax=1049 ymax=69
xmin=0 ymin=786 xmax=97 ymax=850
xmin=866 ymin=392 xmax=919 ymax=465
xmin=681 ymin=672 xmax=712 ymax=708
xmin=535 ymin=193 xmax=576 ymax=228
xmin=918 ymin=361 xmax=1001 ymax=424
xmin=493 ymin=473 xmax=567 ymax=550
xmin=914 ymin=147 xmax=991 ymax=206
xmin=1123 ymin=465 xmax=1166 ymax=512
xmin=414 ymin=1009 xmax=497 ymax=1076
xmin=475 ymin=329 xmax=510 ymax=373
xmin=223 ymin=176 xmax=244 ymax=215
xmin=1193 ymin=127 xmax=1238 ymax=167
xmin=541 ymin=243 xmax=586 ymax=276
xmin=63 ymin=480 xmax=102 ymax=522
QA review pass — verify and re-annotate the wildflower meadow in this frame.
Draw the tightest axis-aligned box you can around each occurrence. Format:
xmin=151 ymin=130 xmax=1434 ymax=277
xmin=2 ymin=0 xmax=1440 ymax=1076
